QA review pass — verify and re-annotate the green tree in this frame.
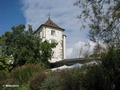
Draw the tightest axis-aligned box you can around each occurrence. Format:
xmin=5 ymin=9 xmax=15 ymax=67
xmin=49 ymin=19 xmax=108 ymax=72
xmin=74 ymin=0 xmax=120 ymax=48
xmin=74 ymin=1 xmax=120 ymax=89
xmin=2 ymin=24 xmax=56 ymax=68
xmin=0 ymin=35 xmax=13 ymax=72
xmin=0 ymin=56 xmax=13 ymax=72
xmin=0 ymin=35 xmax=6 ymax=56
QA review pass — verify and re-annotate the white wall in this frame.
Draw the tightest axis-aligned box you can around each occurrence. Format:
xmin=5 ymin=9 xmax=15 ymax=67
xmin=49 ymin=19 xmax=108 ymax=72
xmin=36 ymin=26 xmax=65 ymax=62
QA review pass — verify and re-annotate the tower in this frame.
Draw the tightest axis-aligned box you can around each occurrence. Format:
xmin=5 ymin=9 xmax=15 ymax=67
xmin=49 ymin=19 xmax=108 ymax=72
xmin=34 ymin=18 xmax=66 ymax=62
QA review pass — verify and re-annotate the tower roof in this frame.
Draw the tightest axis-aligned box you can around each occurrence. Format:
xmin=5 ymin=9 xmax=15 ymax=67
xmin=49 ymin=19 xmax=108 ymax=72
xmin=42 ymin=18 xmax=64 ymax=30
xmin=35 ymin=18 xmax=65 ymax=33
xmin=44 ymin=18 xmax=60 ymax=28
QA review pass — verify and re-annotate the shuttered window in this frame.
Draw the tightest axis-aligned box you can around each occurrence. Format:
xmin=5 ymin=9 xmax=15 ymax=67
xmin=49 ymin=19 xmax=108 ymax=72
xmin=51 ymin=30 xmax=55 ymax=35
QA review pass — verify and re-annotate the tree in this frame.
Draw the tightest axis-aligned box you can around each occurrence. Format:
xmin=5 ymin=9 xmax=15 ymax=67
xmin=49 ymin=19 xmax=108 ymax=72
xmin=0 ymin=56 xmax=13 ymax=72
xmin=0 ymin=35 xmax=6 ymax=56
xmin=75 ymin=1 xmax=120 ymax=89
xmin=39 ymin=40 xmax=57 ymax=67
xmin=0 ymin=35 xmax=13 ymax=72
xmin=1 ymin=24 xmax=56 ymax=68
xmin=74 ymin=0 xmax=120 ymax=48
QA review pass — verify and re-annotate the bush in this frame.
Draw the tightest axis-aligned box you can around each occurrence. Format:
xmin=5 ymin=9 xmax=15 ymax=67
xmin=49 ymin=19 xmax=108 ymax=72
xmin=40 ymin=75 xmax=60 ymax=90
xmin=29 ymin=72 xmax=47 ymax=90
xmin=81 ymin=48 xmax=120 ymax=90
xmin=9 ymin=64 xmax=45 ymax=84
xmin=58 ymin=69 xmax=84 ymax=90
xmin=0 ymin=71 xmax=7 ymax=90
xmin=19 ymin=84 xmax=30 ymax=90
xmin=82 ymin=65 xmax=104 ymax=90
xmin=1 ymin=48 xmax=119 ymax=90
xmin=102 ymin=48 xmax=120 ymax=90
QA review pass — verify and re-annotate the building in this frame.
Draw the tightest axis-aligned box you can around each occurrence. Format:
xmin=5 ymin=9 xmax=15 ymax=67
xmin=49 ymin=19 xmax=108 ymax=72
xmin=34 ymin=17 xmax=66 ymax=62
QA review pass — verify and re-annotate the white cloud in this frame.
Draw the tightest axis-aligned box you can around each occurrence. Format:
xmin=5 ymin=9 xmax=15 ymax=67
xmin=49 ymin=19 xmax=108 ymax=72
xmin=66 ymin=48 xmax=73 ymax=58
xmin=66 ymin=41 xmax=96 ymax=59
xmin=21 ymin=0 xmax=92 ymax=58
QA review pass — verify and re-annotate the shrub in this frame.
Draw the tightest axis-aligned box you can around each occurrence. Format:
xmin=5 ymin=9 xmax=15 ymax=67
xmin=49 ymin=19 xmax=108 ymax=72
xmin=40 ymin=75 xmax=60 ymax=90
xmin=0 ymin=71 xmax=7 ymax=90
xmin=81 ymin=48 xmax=120 ymax=90
xmin=58 ymin=68 xmax=84 ymax=90
xmin=29 ymin=72 xmax=47 ymax=90
xmin=9 ymin=64 xmax=45 ymax=84
xmin=81 ymin=65 xmax=104 ymax=90
xmin=19 ymin=84 xmax=31 ymax=90
xmin=102 ymin=48 xmax=120 ymax=90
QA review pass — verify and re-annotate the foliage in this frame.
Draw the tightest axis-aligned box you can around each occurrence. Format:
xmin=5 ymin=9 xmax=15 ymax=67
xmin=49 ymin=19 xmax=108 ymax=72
xmin=0 ymin=55 xmax=119 ymax=90
xmin=29 ymin=72 xmax=47 ymax=90
xmin=74 ymin=0 xmax=120 ymax=48
xmin=0 ymin=56 xmax=13 ymax=72
xmin=19 ymin=84 xmax=31 ymax=90
xmin=0 ymin=36 xmax=13 ymax=72
xmin=30 ymin=68 xmax=85 ymax=90
xmin=0 ymin=35 xmax=6 ymax=56
xmin=40 ymin=75 xmax=60 ymax=90
xmin=102 ymin=48 xmax=120 ymax=90
xmin=58 ymin=69 xmax=84 ymax=90
xmin=0 ymin=71 xmax=7 ymax=90
xmin=9 ymin=64 xmax=45 ymax=84
xmin=1 ymin=24 xmax=56 ymax=68
xmin=74 ymin=1 xmax=120 ymax=89
xmin=82 ymin=65 xmax=105 ymax=90
xmin=81 ymin=48 xmax=120 ymax=90
xmin=40 ymin=40 xmax=57 ymax=68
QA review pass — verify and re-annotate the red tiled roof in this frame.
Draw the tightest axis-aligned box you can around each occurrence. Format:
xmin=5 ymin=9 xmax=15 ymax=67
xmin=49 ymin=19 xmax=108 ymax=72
xmin=34 ymin=18 xmax=65 ymax=34
xmin=42 ymin=18 xmax=64 ymax=30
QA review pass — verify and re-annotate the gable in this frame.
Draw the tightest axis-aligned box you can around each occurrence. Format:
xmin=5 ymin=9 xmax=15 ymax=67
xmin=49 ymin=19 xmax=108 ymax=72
xmin=34 ymin=18 xmax=65 ymax=34
xmin=43 ymin=18 xmax=64 ymax=30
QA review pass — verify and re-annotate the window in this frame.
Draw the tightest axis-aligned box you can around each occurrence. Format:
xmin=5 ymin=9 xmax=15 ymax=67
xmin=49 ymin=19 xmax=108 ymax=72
xmin=40 ymin=31 xmax=42 ymax=38
xmin=51 ymin=40 xmax=55 ymax=43
xmin=49 ymin=39 xmax=57 ymax=43
xmin=52 ymin=51 xmax=54 ymax=58
xmin=51 ymin=30 xmax=55 ymax=35
xmin=52 ymin=51 xmax=56 ymax=58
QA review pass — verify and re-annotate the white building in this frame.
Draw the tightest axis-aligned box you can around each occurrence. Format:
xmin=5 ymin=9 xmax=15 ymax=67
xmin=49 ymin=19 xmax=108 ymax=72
xmin=35 ymin=18 xmax=66 ymax=62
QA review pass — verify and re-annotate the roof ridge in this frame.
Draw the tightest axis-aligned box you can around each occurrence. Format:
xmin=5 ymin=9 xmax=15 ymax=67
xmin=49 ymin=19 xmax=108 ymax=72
xmin=34 ymin=18 xmax=65 ymax=34
xmin=44 ymin=18 xmax=62 ymax=29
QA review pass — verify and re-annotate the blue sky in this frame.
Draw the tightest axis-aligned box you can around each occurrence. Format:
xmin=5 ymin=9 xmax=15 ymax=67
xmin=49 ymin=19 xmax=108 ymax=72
xmin=0 ymin=0 xmax=96 ymax=58
xmin=0 ymin=0 xmax=26 ymax=36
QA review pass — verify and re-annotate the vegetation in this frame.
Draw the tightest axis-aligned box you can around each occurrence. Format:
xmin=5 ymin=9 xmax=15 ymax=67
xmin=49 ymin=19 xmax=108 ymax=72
xmin=0 ymin=50 xmax=120 ymax=90
xmin=74 ymin=0 xmax=120 ymax=89
xmin=0 ymin=64 xmax=45 ymax=90
xmin=0 ymin=24 xmax=57 ymax=70
xmin=74 ymin=0 xmax=120 ymax=48
xmin=0 ymin=0 xmax=120 ymax=89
